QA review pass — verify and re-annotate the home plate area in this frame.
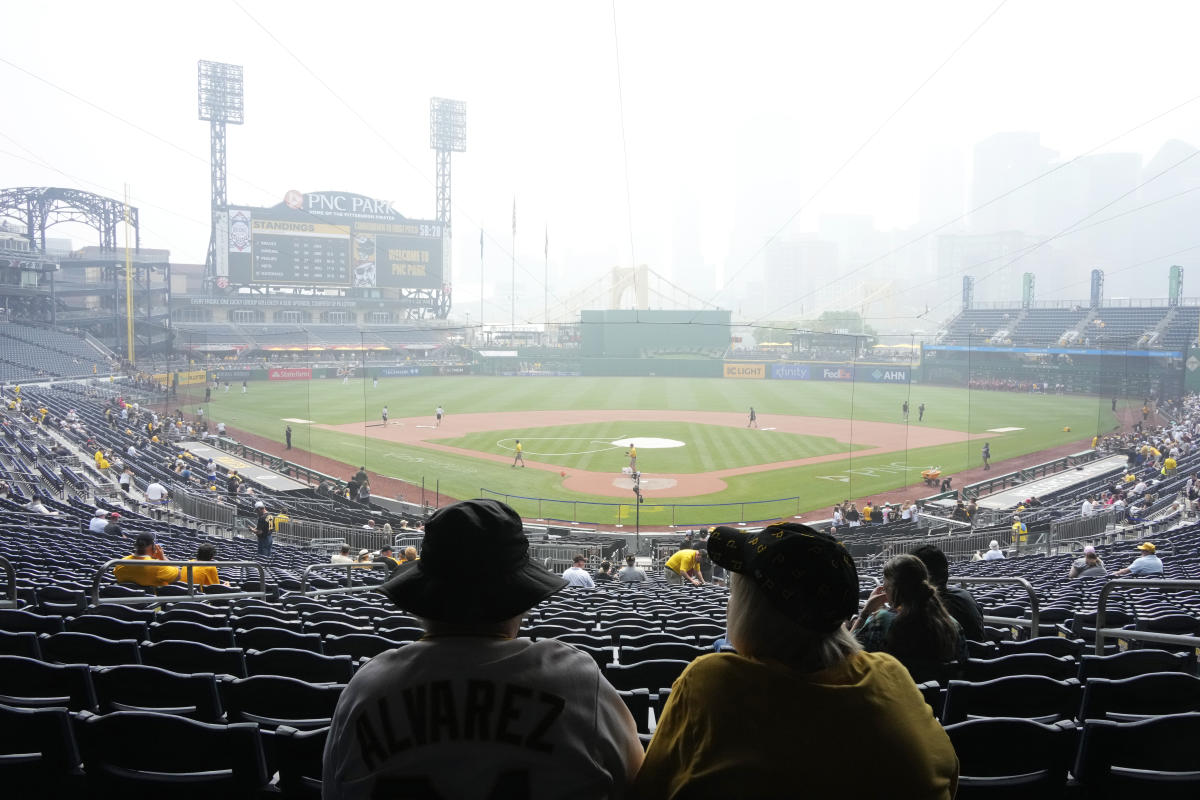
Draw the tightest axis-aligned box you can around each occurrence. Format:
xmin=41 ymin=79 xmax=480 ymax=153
xmin=613 ymin=476 xmax=678 ymax=491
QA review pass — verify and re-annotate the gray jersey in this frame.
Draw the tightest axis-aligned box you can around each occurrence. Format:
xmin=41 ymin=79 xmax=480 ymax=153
xmin=323 ymin=637 xmax=642 ymax=800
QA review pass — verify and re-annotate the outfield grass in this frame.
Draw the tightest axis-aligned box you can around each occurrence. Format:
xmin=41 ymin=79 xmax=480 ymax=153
xmin=200 ymin=376 xmax=1118 ymax=523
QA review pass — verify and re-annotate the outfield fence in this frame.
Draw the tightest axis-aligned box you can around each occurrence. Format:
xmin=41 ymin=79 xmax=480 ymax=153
xmin=478 ymin=488 xmax=805 ymax=527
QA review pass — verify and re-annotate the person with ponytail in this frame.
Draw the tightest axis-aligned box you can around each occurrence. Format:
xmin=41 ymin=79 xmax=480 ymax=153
xmin=851 ymin=554 xmax=967 ymax=677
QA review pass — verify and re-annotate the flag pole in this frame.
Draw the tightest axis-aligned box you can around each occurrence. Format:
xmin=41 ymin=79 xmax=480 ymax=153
xmin=511 ymin=196 xmax=516 ymax=330
xmin=544 ymin=224 xmax=548 ymax=332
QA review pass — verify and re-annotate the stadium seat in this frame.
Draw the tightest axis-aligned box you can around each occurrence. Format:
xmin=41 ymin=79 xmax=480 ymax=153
xmin=228 ymin=613 xmax=303 ymax=631
xmin=92 ymin=664 xmax=223 ymax=722
xmin=0 ymin=629 xmax=41 ymax=659
xmin=1075 ymin=712 xmax=1200 ymax=798
xmin=375 ymin=624 xmax=424 ymax=642
xmin=157 ymin=607 xmax=229 ymax=626
xmin=941 ymin=676 xmax=1081 ymax=724
xmin=1078 ymin=650 xmax=1194 ymax=681
xmin=84 ymin=603 xmax=157 ymax=623
xmin=218 ymin=675 xmax=344 ymax=730
xmin=65 ymin=615 xmax=149 ymax=642
xmin=148 ymin=620 xmax=235 ymax=649
xmin=945 ymin=717 xmax=1076 ymax=797
xmin=245 ymin=648 xmax=355 ymax=684
xmin=39 ymin=632 xmax=141 ymax=667
xmin=78 ymin=710 xmax=270 ymax=798
xmin=33 ymin=586 xmax=87 ymax=616
xmin=616 ymin=689 xmax=653 ymax=734
xmin=0 ymin=608 xmax=63 ymax=635
xmin=0 ymin=655 xmax=97 ymax=711
xmin=236 ymin=626 xmax=323 ymax=654
xmin=603 ymin=659 xmax=691 ymax=692
xmin=0 ymin=703 xmax=84 ymax=795
xmin=304 ymin=619 xmax=373 ymax=638
xmin=140 ymin=640 xmax=247 ymax=679
xmin=995 ymin=637 xmax=1086 ymax=659
xmin=962 ymin=654 xmax=1077 ymax=682
xmin=322 ymin=632 xmax=399 ymax=660
xmin=618 ymin=642 xmax=708 ymax=665
xmin=274 ymin=725 xmax=328 ymax=798
xmin=1079 ymin=672 xmax=1200 ymax=721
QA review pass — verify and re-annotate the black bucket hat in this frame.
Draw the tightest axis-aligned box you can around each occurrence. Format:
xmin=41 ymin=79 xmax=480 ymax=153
xmin=382 ymin=499 xmax=567 ymax=623
xmin=708 ymin=522 xmax=859 ymax=631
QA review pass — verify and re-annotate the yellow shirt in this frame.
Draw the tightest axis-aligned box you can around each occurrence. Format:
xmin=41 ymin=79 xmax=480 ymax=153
xmin=113 ymin=555 xmax=180 ymax=587
xmin=180 ymin=563 xmax=221 ymax=587
xmin=1163 ymin=457 xmax=1177 ymax=473
xmin=629 ymin=446 xmax=637 ymax=457
xmin=633 ymin=651 xmax=958 ymax=799
xmin=665 ymin=549 xmax=700 ymax=575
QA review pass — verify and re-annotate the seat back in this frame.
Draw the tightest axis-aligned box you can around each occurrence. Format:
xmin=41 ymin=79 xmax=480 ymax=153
xmin=946 ymin=717 xmax=1074 ymax=793
xmin=322 ymin=633 xmax=397 ymax=660
xmin=92 ymin=664 xmax=223 ymax=722
xmin=963 ymin=654 xmax=1077 ymax=682
xmin=997 ymin=637 xmax=1086 ymax=659
xmin=274 ymin=725 xmax=328 ymax=798
xmin=0 ymin=702 xmax=82 ymax=793
xmin=619 ymin=643 xmax=707 ymax=665
xmin=65 ymin=615 xmax=149 ymax=642
xmin=0 ymin=609 xmax=63 ymax=635
xmin=0 ymin=655 xmax=97 ymax=711
xmin=235 ymin=626 xmax=323 ymax=654
xmin=0 ymin=629 xmax=41 ymax=659
xmin=79 ymin=710 xmax=269 ymax=797
xmin=603 ymin=659 xmax=690 ymax=692
xmin=149 ymin=621 xmax=235 ymax=649
xmin=219 ymin=675 xmax=345 ymax=729
xmin=245 ymin=648 xmax=355 ymax=684
xmin=39 ymin=632 xmax=141 ymax=667
xmin=1076 ymin=713 xmax=1200 ymax=797
xmin=1078 ymin=650 xmax=1193 ymax=681
xmin=1080 ymin=672 xmax=1200 ymax=721
xmin=140 ymin=640 xmax=247 ymax=679
xmin=941 ymin=676 xmax=1081 ymax=724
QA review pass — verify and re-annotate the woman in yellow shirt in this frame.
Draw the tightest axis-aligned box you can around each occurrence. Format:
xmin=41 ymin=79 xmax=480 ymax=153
xmin=181 ymin=543 xmax=227 ymax=588
xmin=634 ymin=524 xmax=957 ymax=799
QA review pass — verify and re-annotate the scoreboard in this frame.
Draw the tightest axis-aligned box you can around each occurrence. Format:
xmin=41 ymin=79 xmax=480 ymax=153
xmin=223 ymin=191 xmax=443 ymax=289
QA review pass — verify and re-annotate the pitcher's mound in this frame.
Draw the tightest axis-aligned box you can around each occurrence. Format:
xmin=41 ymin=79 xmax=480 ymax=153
xmin=613 ymin=476 xmax=678 ymax=491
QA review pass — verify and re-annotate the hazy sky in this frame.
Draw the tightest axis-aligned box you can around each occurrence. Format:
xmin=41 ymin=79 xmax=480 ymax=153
xmin=4 ymin=1 xmax=1200 ymax=324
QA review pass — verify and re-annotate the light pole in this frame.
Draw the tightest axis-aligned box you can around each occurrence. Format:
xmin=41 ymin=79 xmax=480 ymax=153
xmin=632 ymin=471 xmax=643 ymax=554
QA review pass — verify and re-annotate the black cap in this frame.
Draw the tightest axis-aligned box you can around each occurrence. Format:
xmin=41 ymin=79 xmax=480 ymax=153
xmin=708 ymin=522 xmax=859 ymax=632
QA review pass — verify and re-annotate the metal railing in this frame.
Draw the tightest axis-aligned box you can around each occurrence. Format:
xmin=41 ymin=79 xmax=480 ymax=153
xmin=1049 ymin=507 xmax=1126 ymax=548
xmin=90 ymin=559 xmax=269 ymax=606
xmin=1094 ymin=578 xmax=1200 ymax=655
xmin=298 ymin=562 xmax=392 ymax=596
xmin=278 ymin=519 xmax=389 ymax=553
xmin=173 ymin=491 xmax=236 ymax=529
xmin=948 ymin=576 xmax=1041 ymax=634
xmin=0 ymin=556 xmax=17 ymax=608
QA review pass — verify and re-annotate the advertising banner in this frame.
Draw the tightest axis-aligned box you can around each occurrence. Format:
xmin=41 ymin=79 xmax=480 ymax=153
xmin=379 ymin=366 xmax=420 ymax=377
xmin=770 ymin=364 xmax=810 ymax=380
xmin=723 ymin=362 xmax=766 ymax=379
xmin=268 ymin=367 xmax=312 ymax=381
xmin=820 ymin=366 xmax=855 ymax=381
xmin=175 ymin=370 xmax=208 ymax=386
xmin=861 ymin=366 xmax=909 ymax=383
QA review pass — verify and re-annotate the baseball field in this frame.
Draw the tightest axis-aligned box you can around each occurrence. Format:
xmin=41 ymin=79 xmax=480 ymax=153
xmin=197 ymin=374 xmax=1118 ymax=526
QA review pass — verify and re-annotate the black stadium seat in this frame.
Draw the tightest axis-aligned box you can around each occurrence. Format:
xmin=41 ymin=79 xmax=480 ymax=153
xmin=0 ymin=655 xmax=97 ymax=711
xmin=0 ymin=703 xmax=84 ymax=795
xmin=1075 ymin=712 xmax=1200 ymax=798
xmin=945 ymin=717 xmax=1076 ymax=797
xmin=245 ymin=648 xmax=355 ymax=684
xmin=1079 ymin=672 xmax=1200 ymax=721
xmin=92 ymin=664 xmax=224 ymax=722
xmin=149 ymin=620 xmax=236 ymax=649
xmin=78 ymin=710 xmax=271 ymax=798
xmin=39 ymin=632 xmax=141 ymax=667
xmin=218 ymin=675 xmax=344 ymax=730
xmin=140 ymin=640 xmax=248 ymax=679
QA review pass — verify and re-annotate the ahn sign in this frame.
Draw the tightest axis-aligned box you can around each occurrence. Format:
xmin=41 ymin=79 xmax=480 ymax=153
xmin=869 ymin=367 xmax=909 ymax=383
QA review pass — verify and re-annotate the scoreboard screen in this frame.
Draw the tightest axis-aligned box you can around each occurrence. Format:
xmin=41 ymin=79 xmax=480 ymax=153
xmin=225 ymin=191 xmax=443 ymax=289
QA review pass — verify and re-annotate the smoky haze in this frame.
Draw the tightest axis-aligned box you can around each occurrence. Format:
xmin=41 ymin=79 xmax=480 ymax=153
xmin=3 ymin=0 xmax=1200 ymax=333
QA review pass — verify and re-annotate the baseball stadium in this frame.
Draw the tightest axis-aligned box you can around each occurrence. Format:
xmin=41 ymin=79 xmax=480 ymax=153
xmin=4 ymin=4 xmax=1200 ymax=795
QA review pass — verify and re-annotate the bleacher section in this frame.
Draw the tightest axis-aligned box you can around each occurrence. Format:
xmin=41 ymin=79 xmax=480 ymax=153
xmin=2 ymin=362 xmax=1200 ymax=791
xmin=939 ymin=305 xmax=1192 ymax=349
xmin=172 ymin=322 xmax=451 ymax=352
xmin=0 ymin=324 xmax=111 ymax=380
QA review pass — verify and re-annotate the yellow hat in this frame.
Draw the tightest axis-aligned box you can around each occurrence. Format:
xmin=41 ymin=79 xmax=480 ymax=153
xmin=1137 ymin=542 xmax=1156 ymax=553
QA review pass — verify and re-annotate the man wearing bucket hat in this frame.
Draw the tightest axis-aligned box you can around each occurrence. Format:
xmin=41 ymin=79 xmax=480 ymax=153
xmin=323 ymin=498 xmax=643 ymax=799
xmin=633 ymin=522 xmax=958 ymax=799
xmin=1112 ymin=542 xmax=1163 ymax=577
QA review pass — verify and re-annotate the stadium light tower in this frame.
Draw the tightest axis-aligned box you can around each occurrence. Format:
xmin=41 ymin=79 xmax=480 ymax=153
xmin=430 ymin=98 xmax=465 ymax=317
xmin=198 ymin=60 xmax=244 ymax=294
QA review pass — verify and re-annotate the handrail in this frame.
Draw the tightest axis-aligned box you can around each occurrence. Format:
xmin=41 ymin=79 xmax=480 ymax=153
xmin=90 ymin=559 xmax=268 ymax=606
xmin=1095 ymin=578 xmax=1200 ymax=655
xmin=298 ymin=561 xmax=392 ymax=596
xmin=0 ymin=555 xmax=17 ymax=608
xmin=948 ymin=576 xmax=1040 ymax=634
